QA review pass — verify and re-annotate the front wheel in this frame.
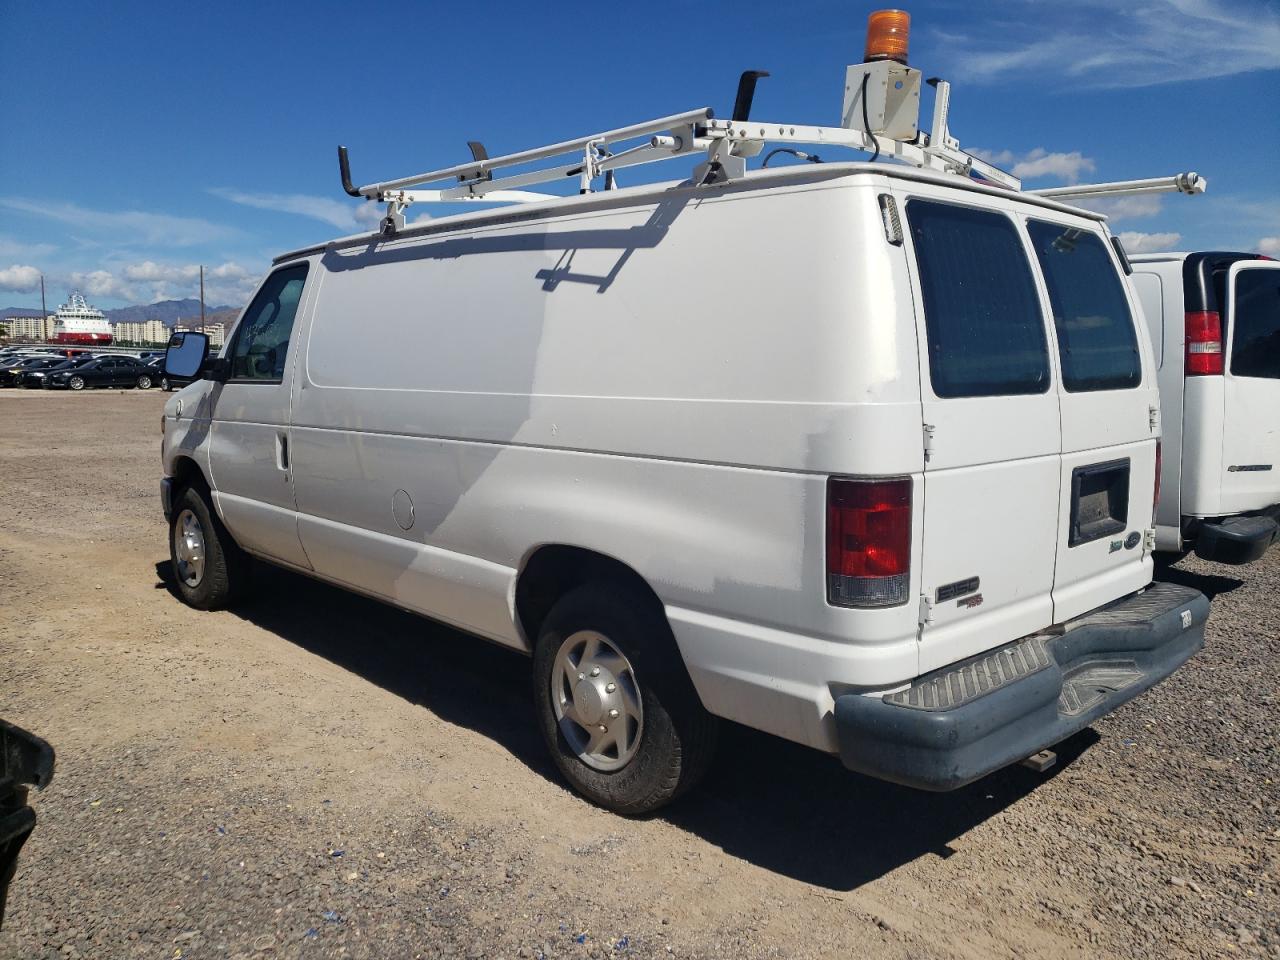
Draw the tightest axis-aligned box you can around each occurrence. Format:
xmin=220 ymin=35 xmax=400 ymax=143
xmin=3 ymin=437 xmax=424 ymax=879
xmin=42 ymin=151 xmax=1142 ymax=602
xmin=136 ymin=375 xmax=152 ymax=389
xmin=68 ymin=376 xmax=85 ymax=391
xmin=533 ymin=584 xmax=718 ymax=814
xmin=168 ymin=485 xmax=250 ymax=610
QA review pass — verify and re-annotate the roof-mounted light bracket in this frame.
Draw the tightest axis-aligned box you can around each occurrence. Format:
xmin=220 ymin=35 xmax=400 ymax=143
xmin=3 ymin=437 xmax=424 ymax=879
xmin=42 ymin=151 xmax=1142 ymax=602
xmin=841 ymin=60 xmax=921 ymax=140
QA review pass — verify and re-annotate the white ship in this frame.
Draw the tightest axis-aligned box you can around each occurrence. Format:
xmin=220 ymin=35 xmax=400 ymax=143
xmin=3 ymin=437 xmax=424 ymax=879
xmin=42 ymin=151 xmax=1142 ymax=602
xmin=50 ymin=292 xmax=112 ymax=345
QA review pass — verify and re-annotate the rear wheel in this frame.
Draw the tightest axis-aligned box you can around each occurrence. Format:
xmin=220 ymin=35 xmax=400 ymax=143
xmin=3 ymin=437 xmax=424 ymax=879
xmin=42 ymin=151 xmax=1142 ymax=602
xmin=68 ymin=376 xmax=85 ymax=391
xmin=136 ymin=375 xmax=152 ymax=389
xmin=160 ymin=377 xmax=171 ymax=391
xmin=168 ymin=485 xmax=250 ymax=610
xmin=532 ymin=584 xmax=718 ymax=814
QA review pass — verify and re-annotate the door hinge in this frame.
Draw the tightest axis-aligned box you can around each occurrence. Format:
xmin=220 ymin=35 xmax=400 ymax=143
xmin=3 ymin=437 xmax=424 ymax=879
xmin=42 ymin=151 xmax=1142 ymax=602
xmin=918 ymin=594 xmax=933 ymax=627
xmin=1149 ymin=404 xmax=1160 ymax=432
xmin=923 ymin=423 xmax=936 ymax=462
xmin=1144 ymin=528 xmax=1156 ymax=552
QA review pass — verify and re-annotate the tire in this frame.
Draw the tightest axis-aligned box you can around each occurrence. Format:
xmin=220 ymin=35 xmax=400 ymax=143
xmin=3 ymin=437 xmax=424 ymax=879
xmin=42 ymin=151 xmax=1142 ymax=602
xmin=137 ymin=375 xmax=152 ymax=389
xmin=168 ymin=484 xmax=250 ymax=610
xmin=160 ymin=377 xmax=171 ymax=391
xmin=69 ymin=376 xmax=85 ymax=391
xmin=532 ymin=583 xmax=718 ymax=815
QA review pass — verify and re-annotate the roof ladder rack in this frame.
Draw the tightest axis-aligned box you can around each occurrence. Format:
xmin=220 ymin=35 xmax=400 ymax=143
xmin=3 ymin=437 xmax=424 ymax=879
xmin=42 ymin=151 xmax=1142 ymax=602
xmin=333 ymin=13 xmax=1208 ymax=235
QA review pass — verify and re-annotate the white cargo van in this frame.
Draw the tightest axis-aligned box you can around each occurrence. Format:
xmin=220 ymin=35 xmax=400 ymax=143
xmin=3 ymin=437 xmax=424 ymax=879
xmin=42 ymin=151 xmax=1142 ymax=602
xmin=1130 ymin=252 xmax=1280 ymax=564
xmin=158 ymin=30 xmax=1208 ymax=813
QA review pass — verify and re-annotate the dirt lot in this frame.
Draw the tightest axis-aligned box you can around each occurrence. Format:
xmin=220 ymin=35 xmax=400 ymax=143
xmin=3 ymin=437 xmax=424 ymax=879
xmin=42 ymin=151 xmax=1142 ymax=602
xmin=0 ymin=389 xmax=1276 ymax=960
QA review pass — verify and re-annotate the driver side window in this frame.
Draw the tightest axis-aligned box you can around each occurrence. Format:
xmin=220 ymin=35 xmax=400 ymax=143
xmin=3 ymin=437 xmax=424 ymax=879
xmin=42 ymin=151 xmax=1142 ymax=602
xmin=230 ymin=264 xmax=309 ymax=382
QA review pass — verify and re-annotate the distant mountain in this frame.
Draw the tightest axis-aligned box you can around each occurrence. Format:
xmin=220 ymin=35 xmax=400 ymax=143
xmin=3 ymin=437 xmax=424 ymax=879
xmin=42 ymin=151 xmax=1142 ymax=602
xmin=0 ymin=307 xmax=44 ymax=320
xmin=102 ymin=298 xmax=239 ymax=326
xmin=0 ymin=298 xmax=242 ymax=327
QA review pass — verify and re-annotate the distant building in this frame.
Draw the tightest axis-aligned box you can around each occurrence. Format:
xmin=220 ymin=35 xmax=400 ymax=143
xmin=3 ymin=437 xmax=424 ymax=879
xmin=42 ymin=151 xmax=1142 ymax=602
xmin=4 ymin=315 xmax=56 ymax=340
xmin=175 ymin=322 xmax=227 ymax=348
xmin=111 ymin=319 xmax=170 ymax=345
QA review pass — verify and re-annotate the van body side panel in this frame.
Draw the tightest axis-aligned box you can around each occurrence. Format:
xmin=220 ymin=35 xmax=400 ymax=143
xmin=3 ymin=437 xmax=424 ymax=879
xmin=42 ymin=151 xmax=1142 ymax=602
xmin=1131 ymin=266 xmax=1185 ymax=546
xmin=286 ymin=180 xmax=926 ymax=751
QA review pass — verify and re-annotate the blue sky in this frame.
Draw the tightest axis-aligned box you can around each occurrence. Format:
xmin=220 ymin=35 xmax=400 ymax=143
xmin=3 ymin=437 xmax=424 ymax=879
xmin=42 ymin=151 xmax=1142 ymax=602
xmin=1 ymin=0 xmax=1277 ymax=309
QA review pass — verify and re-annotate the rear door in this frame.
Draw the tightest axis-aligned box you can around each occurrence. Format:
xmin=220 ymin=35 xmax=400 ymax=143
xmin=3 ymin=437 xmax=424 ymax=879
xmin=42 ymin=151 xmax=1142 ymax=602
xmin=1221 ymin=260 xmax=1280 ymax=513
xmin=1023 ymin=218 xmax=1158 ymax=622
xmin=901 ymin=195 xmax=1063 ymax=673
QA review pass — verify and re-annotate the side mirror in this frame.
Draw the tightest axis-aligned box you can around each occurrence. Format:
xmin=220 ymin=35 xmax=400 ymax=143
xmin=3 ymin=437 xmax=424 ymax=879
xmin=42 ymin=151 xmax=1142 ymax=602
xmin=164 ymin=332 xmax=220 ymax=381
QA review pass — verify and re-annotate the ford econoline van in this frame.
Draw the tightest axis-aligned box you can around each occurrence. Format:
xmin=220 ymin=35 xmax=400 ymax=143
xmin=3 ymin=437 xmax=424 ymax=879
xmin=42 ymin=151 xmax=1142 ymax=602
xmin=1130 ymin=252 xmax=1280 ymax=564
xmin=157 ymin=158 xmax=1209 ymax=812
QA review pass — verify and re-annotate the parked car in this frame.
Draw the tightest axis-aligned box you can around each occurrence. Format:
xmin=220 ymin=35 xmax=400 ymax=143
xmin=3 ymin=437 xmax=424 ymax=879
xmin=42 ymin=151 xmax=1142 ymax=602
xmin=147 ymin=356 xmax=194 ymax=392
xmin=158 ymin=53 xmax=1208 ymax=815
xmin=1130 ymin=252 xmax=1280 ymax=564
xmin=45 ymin=355 xmax=156 ymax=390
xmin=20 ymin=355 xmax=95 ymax=388
xmin=0 ymin=357 xmax=61 ymax=387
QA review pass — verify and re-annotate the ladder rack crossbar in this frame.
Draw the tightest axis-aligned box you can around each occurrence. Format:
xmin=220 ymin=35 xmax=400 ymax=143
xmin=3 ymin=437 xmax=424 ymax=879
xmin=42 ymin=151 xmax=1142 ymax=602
xmin=357 ymin=107 xmax=715 ymax=198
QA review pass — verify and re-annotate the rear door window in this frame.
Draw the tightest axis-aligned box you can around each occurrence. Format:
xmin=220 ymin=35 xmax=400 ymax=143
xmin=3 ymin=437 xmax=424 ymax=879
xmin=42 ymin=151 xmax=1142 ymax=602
xmin=906 ymin=200 xmax=1050 ymax=398
xmin=1026 ymin=221 xmax=1141 ymax=392
xmin=1230 ymin=268 xmax=1280 ymax=379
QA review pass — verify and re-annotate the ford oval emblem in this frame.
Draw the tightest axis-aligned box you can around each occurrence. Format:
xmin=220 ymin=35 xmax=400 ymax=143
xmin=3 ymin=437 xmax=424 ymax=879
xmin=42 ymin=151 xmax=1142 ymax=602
xmin=1124 ymin=531 xmax=1141 ymax=550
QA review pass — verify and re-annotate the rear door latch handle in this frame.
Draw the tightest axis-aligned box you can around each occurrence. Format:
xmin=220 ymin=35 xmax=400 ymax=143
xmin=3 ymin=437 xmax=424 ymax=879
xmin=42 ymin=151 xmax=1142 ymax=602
xmin=276 ymin=433 xmax=290 ymax=472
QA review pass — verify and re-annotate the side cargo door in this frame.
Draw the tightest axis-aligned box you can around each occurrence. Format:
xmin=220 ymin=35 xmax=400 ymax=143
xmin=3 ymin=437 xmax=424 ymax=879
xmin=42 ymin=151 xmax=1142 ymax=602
xmin=1023 ymin=219 xmax=1159 ymax=622
xmin=207 ymin=263 xmax=313 ymax=569
xmin=900 ymin=195 xmax=1063 ymax=674
xmin=1221 ymin=260 xmax=1280 ymax=513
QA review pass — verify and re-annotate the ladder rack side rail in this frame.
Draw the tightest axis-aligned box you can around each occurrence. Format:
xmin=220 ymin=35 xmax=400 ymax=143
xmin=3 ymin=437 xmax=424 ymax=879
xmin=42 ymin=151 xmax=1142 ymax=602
xmin=356 ymin=107 xmax=715 ymax=198
xmin=1029 ymin=173 xmax=1206 ymax=201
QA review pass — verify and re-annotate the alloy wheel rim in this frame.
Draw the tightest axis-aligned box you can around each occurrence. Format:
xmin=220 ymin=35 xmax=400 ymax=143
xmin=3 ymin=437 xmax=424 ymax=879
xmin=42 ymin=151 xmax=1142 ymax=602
xmin=551 ymin=630 xmax=644 ymax=772
xmin=172 ymin=508 xmax=206 ymax=588
xmin=70 ymin=376 xmax=84 ymax=390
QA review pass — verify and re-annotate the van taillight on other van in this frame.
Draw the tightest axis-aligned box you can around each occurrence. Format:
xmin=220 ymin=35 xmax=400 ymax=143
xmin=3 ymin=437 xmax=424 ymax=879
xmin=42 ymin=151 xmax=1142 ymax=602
xmin=826 ymin=477 xmax=911 ymax=608
xmin=1185 ymin=310 xmax=1223 ymax=375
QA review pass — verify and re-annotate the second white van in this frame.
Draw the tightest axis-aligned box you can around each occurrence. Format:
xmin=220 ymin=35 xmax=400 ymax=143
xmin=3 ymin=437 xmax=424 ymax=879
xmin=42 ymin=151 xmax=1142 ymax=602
xmin=1130 ymin=252 xmax=1280 ymax=564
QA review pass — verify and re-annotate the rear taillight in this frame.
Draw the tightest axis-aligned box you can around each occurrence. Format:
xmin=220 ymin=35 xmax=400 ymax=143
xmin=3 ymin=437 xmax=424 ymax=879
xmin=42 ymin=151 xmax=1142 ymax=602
xmin=826 ymin=477 xmax=911 ymax=608
xmin=1185 ymin=310 xmax=1223 ymax=376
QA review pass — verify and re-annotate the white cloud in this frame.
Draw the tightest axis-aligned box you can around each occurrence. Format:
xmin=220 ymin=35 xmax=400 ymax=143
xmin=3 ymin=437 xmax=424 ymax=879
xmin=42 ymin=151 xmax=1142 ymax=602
xmin=0 ymin=235 xmax=56 ymax=260
xmin=64 ymin=260 xmax=262 ymax=306
xmin=0 ymin=198 xmax=241 ymax=247
xmin=0 ymin=264 xmax=42 ymax=293
xmin=1118 ymin=231 xmax=1182 ymax=253
xmin=209 ymin=187 xmax=381 ymax=232
xmin=1259 ymin=237 xmax=1280 ymax=257
xmin=976 ymin=148 xmax=1096 ymax=185
xmin=1072 ymin=195 xmax=1165 ymax=222
xmin=938 ymin=0 xmax=1280 ymax=88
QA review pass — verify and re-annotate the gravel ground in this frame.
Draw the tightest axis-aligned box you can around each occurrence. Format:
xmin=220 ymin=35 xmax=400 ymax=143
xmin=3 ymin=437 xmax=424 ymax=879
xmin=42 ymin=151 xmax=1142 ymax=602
xmin=0 ymin=389 xmax=1276 ymax=960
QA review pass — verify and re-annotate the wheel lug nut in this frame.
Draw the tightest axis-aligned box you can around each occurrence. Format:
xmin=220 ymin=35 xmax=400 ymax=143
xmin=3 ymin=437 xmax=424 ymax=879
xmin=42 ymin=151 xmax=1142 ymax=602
xmin=608 ymin=709 xmax=620 ymax=719
xmin=577 ymin=672 xmax=585 ymax=681
xmin=590 ymin=667 xmax=600 ymax=677
xmin=598 ymin=724 xmax=607 ymax=732
xmin=605 ymin=683 xmax=616 ymax=693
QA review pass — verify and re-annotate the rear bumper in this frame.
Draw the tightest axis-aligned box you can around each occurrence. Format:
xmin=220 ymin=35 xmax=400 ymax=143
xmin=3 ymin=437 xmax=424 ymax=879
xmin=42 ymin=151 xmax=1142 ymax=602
xmin=833 ymin=582 xmax=1208 ymax=791
xmin=1193 ymin=510 xmax=1279 ymax=565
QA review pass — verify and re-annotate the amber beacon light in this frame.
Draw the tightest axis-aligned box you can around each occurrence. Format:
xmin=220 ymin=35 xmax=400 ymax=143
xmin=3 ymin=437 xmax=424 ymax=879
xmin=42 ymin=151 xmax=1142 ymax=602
xmin=864 ymin=9 xmax=911 ymax=64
